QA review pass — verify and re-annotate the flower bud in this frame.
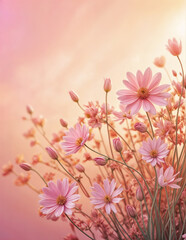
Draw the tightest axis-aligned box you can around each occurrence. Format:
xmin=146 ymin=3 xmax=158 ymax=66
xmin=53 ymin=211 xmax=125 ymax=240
xmin=104 ymin=78 xmax=111 ymax=92
xmin=153 ymin=56 xmax=166 ymax=68
xmin=172 ymin=70 xmax=177 ymax=77
xmin=19 ymin=163 xmax=32 ymax=171
xmin=94 ymin=157 xmax=108 ymax=166
xmin=126 ymin=205 xmax=137 ymax=218
xmin=136 ymin=187 xmax=144 ymax=201
xmin=60 ymin=118 xmax=68 ymax=128
xmin=46 ymin=147 xmax=58 ymax=160
xmin=26 ymin=105 xmax=34 ymax=115
xmin=134 ymin=122 xmax=147 ymax=133
xmin=75 ymin=163 xmax=85 ymax=173
xmin=69 ymin=91 xmax=79 ymax=102
xmin=113 ymin=138 xmax=123 ymax=152
xmin=166 ymin=38 xmax=182 ymax=56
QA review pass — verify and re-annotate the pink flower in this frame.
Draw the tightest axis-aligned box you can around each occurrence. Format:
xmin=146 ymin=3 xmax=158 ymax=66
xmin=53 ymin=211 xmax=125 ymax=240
xmin=90 ymin=179 xmax=123 ymax=214
xmin=104 ymin=78 xmax=112 ymax=92
xmin=61 ymin=123 xmax=89 ymax=155
xmin=157 ymin=166 xmax=182 ymax=189
xmin=139 ymin=138 xmax=169 ymax=167
xmin=134 ymin=122 xmax=147 ymax=133
xmin=153 ymin=56 xmax=166 ymax=68
xmin=166 ymin=38 xmax=182 ymax=56
xmin=113 ymin=104 xmax=132 ymax=124
xmin=94 ymin=157 xmax=108 ymax=166
xmin=117 ymin=68 xmax=170 ymax=115
xmin=154 ymin=120 xmax=172 ymax=140
xmin=113 ymin=138 xmax=123 ymax=152
xmin=39 ymin=179 xmax=80 ymax=218
xmin=69 ymin=91 xmax=79 ymax=102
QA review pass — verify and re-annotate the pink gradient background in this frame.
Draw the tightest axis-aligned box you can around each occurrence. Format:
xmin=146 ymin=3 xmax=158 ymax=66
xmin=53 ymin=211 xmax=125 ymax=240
xmin=0 ymin=0 xmax=185 ymax=239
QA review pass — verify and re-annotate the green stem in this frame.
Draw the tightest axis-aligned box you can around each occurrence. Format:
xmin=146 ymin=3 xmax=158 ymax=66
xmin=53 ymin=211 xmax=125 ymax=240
xmin=165 ymin=187 xmax=172 ymax=239
xmin=65 ymin=214 xmax=94 ymax=240
xmin=32 ymin=169 xmax=48 ymax=186
xmin=134 ymin=217 xmax=147 ymax=239
xmin=146 ymin=112 xmax=154 ymax=138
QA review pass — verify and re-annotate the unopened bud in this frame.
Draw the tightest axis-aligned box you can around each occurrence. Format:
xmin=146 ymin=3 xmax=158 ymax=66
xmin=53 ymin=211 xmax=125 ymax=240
xmin=75 ymin=163 xmax=85 ymax=173
xmin=26 ymin=105 xmax=34 ymax=115
xmin=153 ymin=56 xmax=166 ymax=68
xmin=172 ymin=70 xmax=177 ymax=77
xmin=126 ymin=205 xmax=137 ymax=218
xmin=69 ymin=91 xmax=79 ymax=102
xmin=46 ymin=147 xmax=58 ymax=160
xmin=136 ymin=187 xmax=144 ymax=201
xmin=104 ymin=78 xmax=111 ymax=92
xmin=60 ymin=118 xmax=68 ymax=128
xmin=19 ymin=163 xmax=32 ymax=171
xmin=94 ymin=157 xmax=108 ymax=166
xmin=113 ymin=138 xmax=123 ymax=152
xmin=134 ymin=122 xmax=147 ymax=133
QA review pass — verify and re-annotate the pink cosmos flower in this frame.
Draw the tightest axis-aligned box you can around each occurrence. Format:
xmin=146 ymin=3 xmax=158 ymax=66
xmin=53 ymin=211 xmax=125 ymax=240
xmin=90 ymin=179 xmax=123 ymax=214
xmin=113 ymin=104 xmax=132 ymax=124
xmin=117 ymin=68 xmax=170 ymax=115
xmin=61 ymin=123 xmax=89 ymax=155
xmin=153 ymin=56 xmax=166 ymax=68
xmin=154 ymin=120 xmax=172 ymax=140
xmin=157 ymin=166 xmax=182 ymax=189
xmin=139 ymin=137 xmax=169 ymax=167
xmin=39 ymin=179 xmax=80 ymax=218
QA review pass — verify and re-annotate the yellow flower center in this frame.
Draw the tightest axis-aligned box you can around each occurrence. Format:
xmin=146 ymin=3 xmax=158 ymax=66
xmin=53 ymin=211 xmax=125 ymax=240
xmin=76 ymin=137 xmax=83 ymax=146
xmin=104 ymin=195 xmax=112 ymax=203
xmin=56 ymin=195 xmax=67 ymax=206
xmin=150 ymin=150 xmax=158 ymax=158
xmin=137 ymin=87 xmax=149 ymax=99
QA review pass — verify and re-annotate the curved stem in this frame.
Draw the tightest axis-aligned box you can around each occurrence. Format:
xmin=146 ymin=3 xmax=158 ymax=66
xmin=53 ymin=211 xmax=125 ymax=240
xmin=32 ymin=169 xmax=48 ymax=186
xmin=146 ymin=112 xmax=154 ymax=138
xmin=65 ymin=214 xmax=94 ymax=240
xmin=105 ymin=92 xmax=114 ymax=159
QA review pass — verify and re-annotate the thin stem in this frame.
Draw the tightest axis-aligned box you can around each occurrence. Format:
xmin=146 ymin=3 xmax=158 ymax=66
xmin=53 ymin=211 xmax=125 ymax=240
xmin=113 ymin=212 xmax=133 ymax=240
xmin=84 ymin=172 xmax=92 ymax=185
xmin=134 ymin=217 xmax=147 ymax=239
xmin=146 ymin=112 xmax=154 ymax=138
xmin=32 ymin=169 xmax=48 ymax=186
xmin=98 ymin=209 xmax=116 ymax=231
xmin=65 ymin=214 xmax=94 ymax=240
xmin=98 ymin=127 xmax=110 ymax=156
xmin=105 ymin=92 xmax=114 ymax=159
xmin=77 ymin=102 xmax=85 ymax=111
xmin=56 ymin=159 xmax=76 ymax=182
xmin=165 ymin=187 xmax=172 ymax=239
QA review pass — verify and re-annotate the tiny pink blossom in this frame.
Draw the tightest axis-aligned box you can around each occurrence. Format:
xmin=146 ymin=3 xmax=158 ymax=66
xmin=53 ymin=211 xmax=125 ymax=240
xmin=117 ymin=68 xmax=170 ymax=115
xmin=26 ymin=105 xmax=34 ymax=115
xmin=139 ymin=138 xmax=169 ymax=167
xmin=126 ymin=205 xmax=137 ymax=218
xmin=39 ymin=179 xmax=80 ymax=218
xmin=90 ymin=179 xmax=123 ymax=214
xmin=166 ymin=38 xmax=182 ymax=56
xmin=61 ymin=123 xmax=89 ymax=155
xmin=153 ymin=56 xmax=166 ymax=68
xmin=157 ymin=166 xmax=182 ymax=189
xmin=113 ymin=104 xmax=132 ymax=124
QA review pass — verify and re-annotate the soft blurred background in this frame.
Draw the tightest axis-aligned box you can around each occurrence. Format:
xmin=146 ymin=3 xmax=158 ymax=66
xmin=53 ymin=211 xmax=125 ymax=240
xmin=0 ymin=0 xmax=185 ymax=239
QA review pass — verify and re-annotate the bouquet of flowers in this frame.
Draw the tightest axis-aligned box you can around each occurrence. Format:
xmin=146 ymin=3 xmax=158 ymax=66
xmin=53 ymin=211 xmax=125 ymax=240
xmin=3 ymin=38 xmax=185 ymax=240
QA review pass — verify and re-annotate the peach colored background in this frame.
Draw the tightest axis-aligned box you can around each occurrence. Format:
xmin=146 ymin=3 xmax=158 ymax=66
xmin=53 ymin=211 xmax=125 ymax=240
xmin=0 ymin=0 xmax=185 ymax=239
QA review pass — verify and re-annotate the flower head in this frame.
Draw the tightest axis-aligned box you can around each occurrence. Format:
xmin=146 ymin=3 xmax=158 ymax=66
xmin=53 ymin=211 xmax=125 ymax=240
xmin=117 ymin=68 xmax=170 ymax=115
xmin=39 ymin=179 xmax=80 ymax=218
xmin=154 ymin=56 xmax=166 ymax=68
xmin=61 ymin=123 xmax=89 ymax=155
xmin=90 ymin=179 xmax=123 ymax=214
xmin=113 ymin=104 xmax=132 ymax=124
xmin=139 ymin=138 xmax=169 ymax=166
xmin=157 ymin=166 xmax=182 ymax=189
xmin=166 ymin=38 xmax=182 ymax=56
